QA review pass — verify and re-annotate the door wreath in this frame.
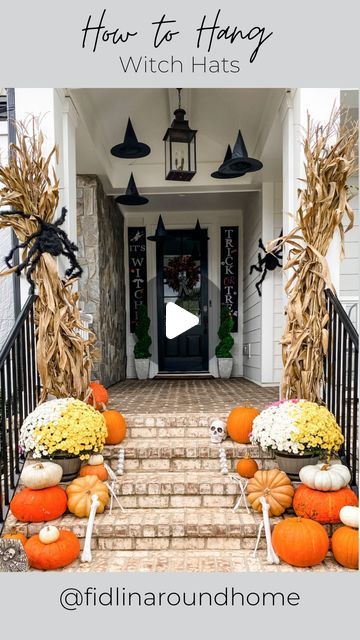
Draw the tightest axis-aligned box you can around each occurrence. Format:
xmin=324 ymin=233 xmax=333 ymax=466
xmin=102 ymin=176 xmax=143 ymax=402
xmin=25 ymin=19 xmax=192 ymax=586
xmin=164 ymin=255 xmax=199 ymax=293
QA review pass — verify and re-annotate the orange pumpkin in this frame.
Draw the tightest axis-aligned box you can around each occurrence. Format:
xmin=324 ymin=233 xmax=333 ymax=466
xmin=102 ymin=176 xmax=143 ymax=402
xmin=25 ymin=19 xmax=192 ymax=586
xmin=2 ymin=530 xmax=27 ymax=546
xmin=79 ymin=464 xmax=108 ymax=482
xmin=104 ymin=410 xmax=127 ymax=445
xmin=10 ymin=486 xmax=67 ymax=523
xmin=87 ymin=381 xmax=109 ymax=410
xmin=293 ymin=484 xmax=358 ymax=524
xmin=227 ymin=406 xmax=260 ymax=444
xmin=26 ymin=530 xmax=80 ymax=570
xmin=331 ymin=526 xmax=359 ymax=570
xmin=236 ymin=457 xmax=258 ymax=478
xmin=272 ymin=517 xmax=329 ymax=567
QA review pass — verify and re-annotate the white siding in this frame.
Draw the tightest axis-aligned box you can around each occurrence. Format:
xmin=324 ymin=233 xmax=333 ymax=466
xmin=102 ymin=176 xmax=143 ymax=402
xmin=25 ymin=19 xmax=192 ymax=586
xmin=340 ymin=177 xmax=359 ymax=298
xmin=242 ymin=192 xmax=262 ymax=383
xmin=0 ymin=121 xmax=15 ymax=349
xmin=273 ymin=182 xmax=284 ymax=383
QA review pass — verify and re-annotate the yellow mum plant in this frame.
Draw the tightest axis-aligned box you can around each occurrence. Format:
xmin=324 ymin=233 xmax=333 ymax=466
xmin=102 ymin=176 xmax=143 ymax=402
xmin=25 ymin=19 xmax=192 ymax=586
xmin=251 ymin=399 xmax=344 ymax=457
xmin=20 ymin=398 xmax=107 ymax=460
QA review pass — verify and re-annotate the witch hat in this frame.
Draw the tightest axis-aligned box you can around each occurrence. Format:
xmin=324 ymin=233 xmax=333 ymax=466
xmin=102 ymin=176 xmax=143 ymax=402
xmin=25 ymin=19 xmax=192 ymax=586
xmin=218 ymin=130 xmax=263 ymax=176
xmin=147 ymin=215 xmax=168 ymax=241
xmin=193 ymin=219 xmax=209 ymax=240
xmin=115 ymin=173 xmax=149 ymax=206
xmin=211 ymin=145 xmax=246 ymax=179
xmin=111 ymin=118 xmax=151 ymax=159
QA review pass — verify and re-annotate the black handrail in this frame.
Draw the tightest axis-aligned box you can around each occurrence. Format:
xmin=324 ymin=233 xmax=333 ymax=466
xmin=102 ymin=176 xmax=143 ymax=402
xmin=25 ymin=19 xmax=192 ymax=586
xmin=0 ymin=294 xmax=40 ymax=527
xmin=323 ymin=288 xmax=359 ymax=487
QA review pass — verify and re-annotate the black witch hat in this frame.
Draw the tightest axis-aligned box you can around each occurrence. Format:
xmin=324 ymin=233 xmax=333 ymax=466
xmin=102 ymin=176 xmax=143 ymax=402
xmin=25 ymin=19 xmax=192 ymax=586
xmin=193 ymin=219 xmax=209 ymax=240
xmin=111 ymin=118 xmax=151 ymax=159
xmin=115 ymin=173 xmax=149 ymax=206
xmin=211 ymin=145 xmax=246 ymax=179
xmin=147 ymin=215 xmax=168 ymax=242
xmin=218 ymin=131 xmax=263 ymax=176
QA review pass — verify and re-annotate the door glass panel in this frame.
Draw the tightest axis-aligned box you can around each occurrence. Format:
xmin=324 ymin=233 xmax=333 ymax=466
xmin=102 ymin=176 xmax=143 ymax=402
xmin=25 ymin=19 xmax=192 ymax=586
xmin=163 ymin=233 xmax=201 ymax=317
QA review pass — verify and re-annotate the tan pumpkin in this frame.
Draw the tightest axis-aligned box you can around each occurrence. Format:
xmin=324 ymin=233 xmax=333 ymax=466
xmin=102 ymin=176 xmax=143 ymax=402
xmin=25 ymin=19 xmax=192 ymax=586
xmin=66 ymin=475 xmax=109 ymax=518
xmin=247 ymin=469 xmax=294 ymax=516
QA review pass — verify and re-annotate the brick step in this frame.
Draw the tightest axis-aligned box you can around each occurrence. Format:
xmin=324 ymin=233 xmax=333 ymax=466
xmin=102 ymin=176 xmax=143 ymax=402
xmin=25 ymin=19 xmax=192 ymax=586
xmin=5 ymin=508 xmax=276 ymax=541
xmin=19 ymin=444 xmax=275 ymax=478
xmin=101 ymin=471 xmax=253 ymax=509
xmin=5 ymin=507 xmax=341 ymax=543
xmin=56 ymin=548 xmax=340 ymax=573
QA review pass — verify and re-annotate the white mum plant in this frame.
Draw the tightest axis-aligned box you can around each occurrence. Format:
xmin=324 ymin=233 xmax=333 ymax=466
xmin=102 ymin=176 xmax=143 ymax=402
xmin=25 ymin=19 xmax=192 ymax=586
xmin=250 ymin=400 xmax=303 ymax=454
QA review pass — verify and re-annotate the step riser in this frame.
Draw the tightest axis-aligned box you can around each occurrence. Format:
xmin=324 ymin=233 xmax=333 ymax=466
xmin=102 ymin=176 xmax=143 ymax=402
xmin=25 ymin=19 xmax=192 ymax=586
xmin=108 ymin=442 xmax=273 ymax=456
xmin=104 ymin=496 xmax=238 ymax=509
xmin=128 ymin=428 xmax=227 ymax=438
xmin=109 ymin=459 xmax=277 ymax=472
xmin=97 ymin=537 xmax=265 ymax=551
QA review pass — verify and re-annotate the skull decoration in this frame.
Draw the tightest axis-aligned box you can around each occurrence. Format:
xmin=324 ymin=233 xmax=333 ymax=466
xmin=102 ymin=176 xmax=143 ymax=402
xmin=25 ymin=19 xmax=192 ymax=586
xmin=209 ymin=419 xmax=227 ymax=444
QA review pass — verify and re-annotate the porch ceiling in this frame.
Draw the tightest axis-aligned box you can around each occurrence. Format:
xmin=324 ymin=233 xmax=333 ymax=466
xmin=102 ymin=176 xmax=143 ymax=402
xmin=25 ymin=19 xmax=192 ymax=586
xmin=70 ymin=88 xmax=284 ymax=195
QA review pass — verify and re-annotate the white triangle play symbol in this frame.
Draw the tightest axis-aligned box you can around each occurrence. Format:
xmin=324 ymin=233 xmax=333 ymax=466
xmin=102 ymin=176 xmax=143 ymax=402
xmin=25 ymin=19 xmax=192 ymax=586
xmin=166 ymin=302 xmax=199 ymax=339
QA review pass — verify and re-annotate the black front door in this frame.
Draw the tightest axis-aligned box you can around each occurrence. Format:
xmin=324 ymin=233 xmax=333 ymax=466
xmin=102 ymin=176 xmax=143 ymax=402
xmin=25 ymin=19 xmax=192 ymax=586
xmin=157 ymin=229 xmax=208 ymax=372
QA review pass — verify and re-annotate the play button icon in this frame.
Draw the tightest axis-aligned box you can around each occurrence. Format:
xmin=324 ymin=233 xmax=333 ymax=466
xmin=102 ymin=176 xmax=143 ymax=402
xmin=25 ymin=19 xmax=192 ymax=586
xmin=166 ymin=302 xmax=200 ymax=339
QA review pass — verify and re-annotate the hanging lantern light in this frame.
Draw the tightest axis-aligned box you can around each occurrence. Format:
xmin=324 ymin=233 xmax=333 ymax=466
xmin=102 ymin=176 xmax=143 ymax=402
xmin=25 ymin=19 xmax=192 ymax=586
xmin=163 ymin=89 xmax=197 ymax=182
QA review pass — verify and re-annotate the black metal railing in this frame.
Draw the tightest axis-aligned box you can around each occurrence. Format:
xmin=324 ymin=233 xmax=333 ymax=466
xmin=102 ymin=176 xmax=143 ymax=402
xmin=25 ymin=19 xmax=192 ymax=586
xmin=323 ymin=288 xmax=359 ymax=487
xmin=0 ymin=295 xmax=40 ymax=526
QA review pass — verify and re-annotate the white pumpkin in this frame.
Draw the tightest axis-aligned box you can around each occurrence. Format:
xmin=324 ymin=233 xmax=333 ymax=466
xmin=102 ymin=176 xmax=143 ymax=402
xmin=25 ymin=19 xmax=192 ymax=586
xmin=39 ymin=525 xmax=60 ymax=544
xmin=339 ymin=506 xmax=359 ymax=529
xmin=299 ymin=462 xmax=351 ymax=491
xmin=21 ymin=461 xmax=63 ymax=489
xmin=89 ymin=454 xmax=104 ymax=466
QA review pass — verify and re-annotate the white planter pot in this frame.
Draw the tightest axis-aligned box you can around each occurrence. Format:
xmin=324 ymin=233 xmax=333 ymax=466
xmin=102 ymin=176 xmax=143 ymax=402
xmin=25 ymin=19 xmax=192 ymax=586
xmin=217 ymin=358 xmax=233 ymax=379
xmin=134 ymin=358 xmax=150 ymax=380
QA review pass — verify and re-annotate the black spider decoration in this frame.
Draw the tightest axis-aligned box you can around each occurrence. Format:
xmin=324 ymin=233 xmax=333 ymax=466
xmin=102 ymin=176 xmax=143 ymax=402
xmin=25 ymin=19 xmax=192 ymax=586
xmin=2 ymin=207 xmax=82 ymax=293
xmin=250 ymin=231 xmax=283 ymax=297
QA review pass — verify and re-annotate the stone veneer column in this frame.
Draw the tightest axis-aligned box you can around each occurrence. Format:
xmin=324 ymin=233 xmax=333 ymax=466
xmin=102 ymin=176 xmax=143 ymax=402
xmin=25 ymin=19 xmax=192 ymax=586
xmin=76 ymin=175 xmax=126 ymax=386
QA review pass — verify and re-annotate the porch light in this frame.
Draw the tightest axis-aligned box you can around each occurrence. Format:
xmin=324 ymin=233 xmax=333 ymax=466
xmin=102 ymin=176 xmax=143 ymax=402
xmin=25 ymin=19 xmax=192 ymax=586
xmin=163 ymin=89 xmax=197 ymax=182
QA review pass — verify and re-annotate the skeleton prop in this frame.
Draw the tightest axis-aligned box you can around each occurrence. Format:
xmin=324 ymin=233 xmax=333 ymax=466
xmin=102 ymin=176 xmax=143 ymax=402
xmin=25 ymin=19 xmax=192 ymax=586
xmin=210 ymin=419 xmax=227 ymax=444
xmin=252 ymin=496 xmax=280 ymax=565
xmin=104 ymin=463 xmax=125 ymax=514
xmin=229 ymin=474 xmax=249 ymax=513
xmin=218 ymin=445 xmax=229 ymax=474
xmin=81 ymin=493 xmax=100 ymax=563
xmin=116 ymin=448 xmax=125 ymax=474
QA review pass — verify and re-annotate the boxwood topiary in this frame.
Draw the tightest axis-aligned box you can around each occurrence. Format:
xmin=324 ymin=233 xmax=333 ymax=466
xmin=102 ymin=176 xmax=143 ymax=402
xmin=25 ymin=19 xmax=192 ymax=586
xmin=215 ymin=305 xmax=234 ymax=358
xmin=134 ymin=304 xmax=152 ymax=359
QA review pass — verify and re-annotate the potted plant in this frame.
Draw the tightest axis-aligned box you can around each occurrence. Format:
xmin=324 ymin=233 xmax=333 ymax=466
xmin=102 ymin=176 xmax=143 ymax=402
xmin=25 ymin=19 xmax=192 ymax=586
xmin=133 ymin=304 xmax=152 ymax=380
xmin=215 ymin=306 xmax=234 ymax=378
xmin=250 ymin=399 xmax=345 ymax=479
xmin=19 ymin=398 xmax=107 ymax=480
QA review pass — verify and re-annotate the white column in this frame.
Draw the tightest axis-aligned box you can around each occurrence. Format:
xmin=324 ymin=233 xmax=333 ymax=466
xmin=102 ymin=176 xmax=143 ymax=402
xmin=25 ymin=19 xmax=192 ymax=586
xmin=14 ymin=88 xmax=78 ymax=301
xmin=62 ymin=96 xmax=78 ymax=243
xmin=281 ymin=88 xmax=341 ymax=294
xmin=260 ymin=182 xmax=274 ymax=385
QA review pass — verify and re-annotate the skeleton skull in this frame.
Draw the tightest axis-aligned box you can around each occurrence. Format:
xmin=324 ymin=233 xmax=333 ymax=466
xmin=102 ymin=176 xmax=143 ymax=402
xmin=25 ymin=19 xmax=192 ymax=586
xmin=209 ymin=419 xmax=227 ymax=443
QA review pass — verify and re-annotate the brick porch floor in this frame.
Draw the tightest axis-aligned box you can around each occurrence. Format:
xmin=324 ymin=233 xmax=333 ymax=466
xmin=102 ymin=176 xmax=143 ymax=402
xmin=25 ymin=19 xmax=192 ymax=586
xmin=108 ymin=378 xmax=279 ymax=414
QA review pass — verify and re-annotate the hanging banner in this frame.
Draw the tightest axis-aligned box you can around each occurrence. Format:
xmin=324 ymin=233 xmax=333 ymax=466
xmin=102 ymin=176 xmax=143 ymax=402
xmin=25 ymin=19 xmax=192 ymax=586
xmin=220 ymin=226 xmax=239 ymax=332
xmin=128 ymin=227 xmax=147 ymax=333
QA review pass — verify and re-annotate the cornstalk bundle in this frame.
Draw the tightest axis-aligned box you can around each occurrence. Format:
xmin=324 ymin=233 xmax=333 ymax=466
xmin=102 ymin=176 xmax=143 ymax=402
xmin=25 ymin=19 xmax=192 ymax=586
xmin=272 ymin=108 xmax=358 ymax=402
xmin=0 ymin=119 xmax=95 ymax=401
